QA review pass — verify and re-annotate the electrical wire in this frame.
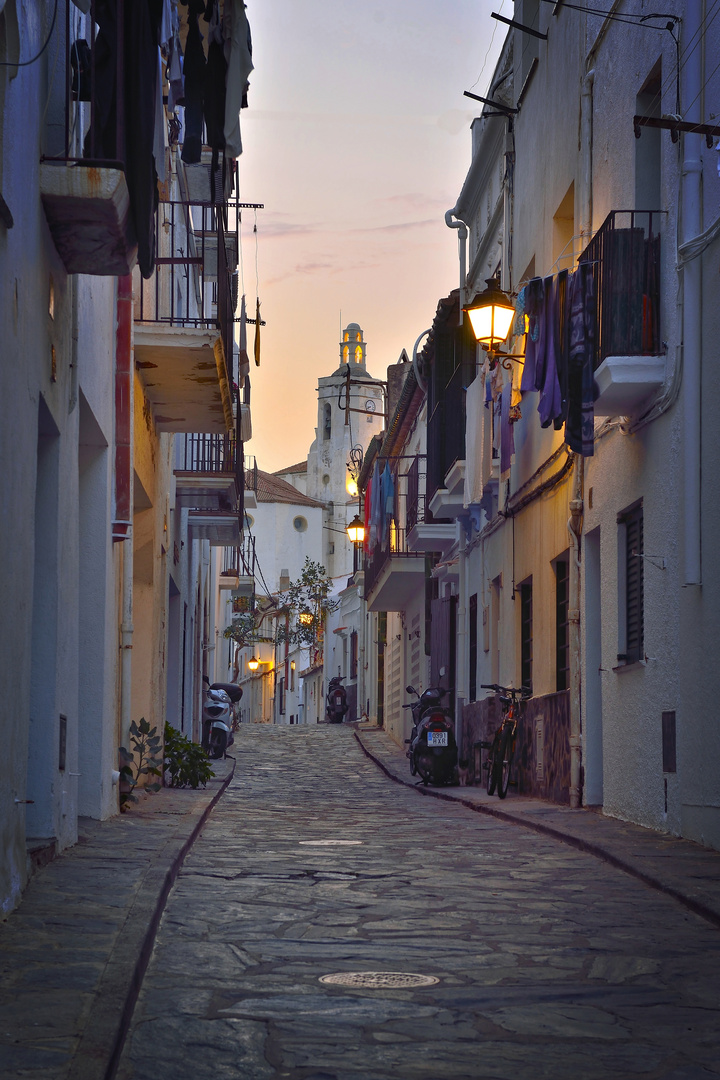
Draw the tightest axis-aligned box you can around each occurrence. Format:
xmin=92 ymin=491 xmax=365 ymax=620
xmin=0 ymin=0 xmax=59 ymax=66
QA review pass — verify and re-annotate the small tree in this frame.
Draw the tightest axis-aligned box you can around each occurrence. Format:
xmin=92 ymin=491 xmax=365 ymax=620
xmin=275 ymin=558 xmax=340 ymax=648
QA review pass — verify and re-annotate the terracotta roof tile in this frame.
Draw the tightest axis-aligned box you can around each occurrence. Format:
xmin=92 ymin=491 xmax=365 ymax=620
xmin=256 ymin=470 xmax=324 ymax=508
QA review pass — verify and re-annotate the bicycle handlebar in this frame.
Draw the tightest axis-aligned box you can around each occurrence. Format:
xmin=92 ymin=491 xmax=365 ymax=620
xmin=480 ymin=683 xmax=531 ymax=698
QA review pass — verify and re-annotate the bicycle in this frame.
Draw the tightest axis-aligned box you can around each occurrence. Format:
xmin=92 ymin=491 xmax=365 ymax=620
xmin=479 ymin=684 xmax=531 ymax=799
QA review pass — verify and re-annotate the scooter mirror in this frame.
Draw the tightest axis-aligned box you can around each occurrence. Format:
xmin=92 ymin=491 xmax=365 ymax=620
xmin=406 ymin=685 xmax=416 ymax=695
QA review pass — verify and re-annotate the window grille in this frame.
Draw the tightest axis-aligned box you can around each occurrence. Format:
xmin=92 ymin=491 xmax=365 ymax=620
xmin=520 ymin=580 xmax=533 ymax=693
xmin=555 ymin=558 xmax=569 ymax=691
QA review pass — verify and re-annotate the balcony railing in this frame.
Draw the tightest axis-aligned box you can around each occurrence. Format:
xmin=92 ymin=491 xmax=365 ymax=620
xmin=177 ymin=433 xmax=238 ymax=475
xmin=363 ymin=526 xmax=418 ymax=600
xmin=135 ymin=192 xmax=239 ymax=390
xmin=578 ymin=210 xmax=662 ymax=370
xmin=406 ymin=454 xmax=428 ymax=532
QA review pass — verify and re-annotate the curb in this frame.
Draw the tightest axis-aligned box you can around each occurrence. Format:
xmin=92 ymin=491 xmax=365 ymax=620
xmin=66 ymin=758 xmax=236 ymax=1080
xmin=354 ymin=730 xmax=720 ymax=932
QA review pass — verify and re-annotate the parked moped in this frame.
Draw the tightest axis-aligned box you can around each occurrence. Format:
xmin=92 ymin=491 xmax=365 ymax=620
xmin=325 ymin=676 xmax=348 ymax=724
xmin=202 ymin=677 xmax=242 ymax=758
xmin=404 ymin=684 xmax=458 ymax=785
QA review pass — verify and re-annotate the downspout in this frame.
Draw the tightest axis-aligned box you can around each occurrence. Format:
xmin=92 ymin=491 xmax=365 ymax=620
xmin=445 ymin=206 xmax=468 ymax=325
xmin=568 ymin=462 xmax=583 ymax=809
xmin=565 ymin=67 xmax=595 ymax=811
xmin=579 ymin=68 xmax=595 ymax=245
xmin=682 ymin=0 xmax=703 ymax=585
xmin=455 ymin=522 xmax=468 ymax=754
xmin=68 ymin=275 xmax=79 ymax=414
xmin=115 ymin=276 xmax=134 ymax=749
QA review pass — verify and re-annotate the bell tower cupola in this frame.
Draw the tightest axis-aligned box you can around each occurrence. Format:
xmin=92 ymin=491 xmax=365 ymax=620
xmin=339 ymin=322 xmax=367 ymax=370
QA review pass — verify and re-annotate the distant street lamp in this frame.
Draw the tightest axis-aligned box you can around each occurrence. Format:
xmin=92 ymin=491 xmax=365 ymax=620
xmin=247 ymin=654 xmax=259 ymax=671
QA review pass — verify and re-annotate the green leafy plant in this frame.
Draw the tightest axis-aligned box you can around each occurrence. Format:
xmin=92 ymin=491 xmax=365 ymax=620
xmin=275 ymin=558 xmax=340 ymax=647
xmin=164 ymin=723 xmax=215 ymax=788
xmin=118 ymin=717 xmax=163 ymax=809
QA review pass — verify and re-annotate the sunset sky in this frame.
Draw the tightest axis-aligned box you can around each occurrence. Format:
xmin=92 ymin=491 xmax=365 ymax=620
xmin=238 ymin=0 xmax=505 ymax=473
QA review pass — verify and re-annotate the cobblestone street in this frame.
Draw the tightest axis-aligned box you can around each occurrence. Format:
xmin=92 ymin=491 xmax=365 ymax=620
xmin=118 ymin=726 xmax=720 ymax=1080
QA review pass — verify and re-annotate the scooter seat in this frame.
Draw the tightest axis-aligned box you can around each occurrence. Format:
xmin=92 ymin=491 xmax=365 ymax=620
xmin=209 ymin=682 xmax=243 ymax=703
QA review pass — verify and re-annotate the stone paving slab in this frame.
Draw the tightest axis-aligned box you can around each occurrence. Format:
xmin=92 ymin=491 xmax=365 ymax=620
xmin=353 ymin=725 xmax=720 ymax=929
xmin=0 ymin=757 xmax=234 ymax=1080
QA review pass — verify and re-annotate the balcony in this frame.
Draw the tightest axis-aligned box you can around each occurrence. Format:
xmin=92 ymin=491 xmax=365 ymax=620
xmin=39 ymin=1 xmax=140 ymax=276
xmin=174 ymin=434 xmax=239 ymax=511
xmin=134 ymin=193 xmax=238 ymax=434
xmin=579 ymin=210 xmax=665 ymax=416
xmin=404 ymin=455 xmax=456 ymax=555
xmin=363 ymin=527 xmax=426 ymax=613
xmin=187 ymin=510 xmax=240 ymax=547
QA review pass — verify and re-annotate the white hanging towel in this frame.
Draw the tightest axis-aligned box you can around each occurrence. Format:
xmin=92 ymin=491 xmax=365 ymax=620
xmin=463 ymin=372 xmax=485 ymax=508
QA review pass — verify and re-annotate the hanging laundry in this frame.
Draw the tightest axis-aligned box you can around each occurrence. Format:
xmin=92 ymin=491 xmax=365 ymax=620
xmin=554 ymin=269 xmax=570 ymax=431
xmin=537 ymin=275 xmax=562 ymax=428
xmin=520 ymin=277 xmax=544 ymax=392
xmin=153 ymin=49 xmax=167 ymax=184
xmin=565 ymin=262 xmax=597 ymax=456
xmin=363 ymin=473 xmax=373 ymax=555
xmin=181 ymin=10 xmax=206 ymax=165
xmin=463 ymin=373 xmax=485 ymax=508
xmin=368 ymin=460 xmax=382 ymax=552
xmin=224 ymin=0 xmax=254 ymax=159
xmin=167 ymin=33 xmax=184 ymax=111
xmin=379 ymin=464 xmax=395 ymax=546
xmin=254 ymin=298 xmax=261 ymax=367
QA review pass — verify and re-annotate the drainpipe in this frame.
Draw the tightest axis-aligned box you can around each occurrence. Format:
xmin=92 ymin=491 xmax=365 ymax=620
xmin=68 ymin=274 xmax=79 ymax=414
xmin=455 ymin=522 xmax=468 ymax=754
xmin=579 ymin=69 xmax=595 ymax=245
xmin=682 ymin=0 xmax=703 ymax=585
xmin=115 ymin=276 xmax=134 ymax=748
xmin=568 ymin=460 xmax=583 ymax=808
xmin=445 ymin=207 xmax=468 ymax=325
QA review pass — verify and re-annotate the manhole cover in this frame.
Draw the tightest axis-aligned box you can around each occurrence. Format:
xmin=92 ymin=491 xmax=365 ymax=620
xmin=299 ymin=840 xmax=363 ymax=846
xmin=319 ymin=972 xmax=439 ymax=988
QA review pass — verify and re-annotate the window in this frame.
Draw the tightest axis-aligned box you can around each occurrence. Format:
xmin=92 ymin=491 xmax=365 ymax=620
xmin=520 ymin=579 xmax=533 ymax=692
xmin=293 ymin=516 xmax=307 ymax=532
xmin=278 ymin=677 xmax=285 ymax=715
xmin=469 ymin=593 xmax=478 ymax=702
xmin=618 ymin=503 xmax=644 ymax=664
xmin=636 ymin=62 xmax=662 ymax=212
xmin=323 ymin=403 xmax=331 ymax=440
xmin=555 ymin=557 xmax=569 ymax=691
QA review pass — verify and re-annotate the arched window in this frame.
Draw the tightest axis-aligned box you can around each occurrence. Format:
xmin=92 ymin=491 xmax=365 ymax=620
xmin=323 ymin=403 xmax=331 ymax=440
xmin=355 ymin=345 xmax=363 ymax=364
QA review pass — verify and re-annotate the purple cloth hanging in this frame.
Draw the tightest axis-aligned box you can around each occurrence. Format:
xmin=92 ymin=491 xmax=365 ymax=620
xmin=538 ymin=275 xmax=563 ymax=427
xmin=565 ymin=263 xmax=597 ymax=456
xmin=520 ymin=277 xmax=544 ymax=392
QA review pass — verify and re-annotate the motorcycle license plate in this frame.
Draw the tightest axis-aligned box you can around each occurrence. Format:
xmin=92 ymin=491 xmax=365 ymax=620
xmin=427 ymin=731 xmax=448 ymax=747
xmin=335 ymin=695 xmax=343 ymax=706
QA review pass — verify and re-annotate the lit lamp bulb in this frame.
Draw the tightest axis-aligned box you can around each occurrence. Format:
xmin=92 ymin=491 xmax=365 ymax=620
xmin=347 ymin=476 xmax=358 ymax=497
xmin=247 ymin=655 xmax=259 ymax=671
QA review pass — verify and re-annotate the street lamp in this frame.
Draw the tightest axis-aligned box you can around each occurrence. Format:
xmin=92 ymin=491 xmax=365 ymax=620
xmin=346 ymin=514 xmax=365 ymax=546
xmin=464 ymin=278 xmax=516 ymax=351
xmin=247 ymin=654 xmax=259 ymax=671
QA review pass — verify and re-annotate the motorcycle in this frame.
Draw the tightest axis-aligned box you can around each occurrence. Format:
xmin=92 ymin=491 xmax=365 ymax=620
xmin=202 ymin=677 xmax=243 ymax=759
xmin=325 ymin=675 xmax=349 ymax=724
xmin=403 ymin=684 xmax=458 ymax=786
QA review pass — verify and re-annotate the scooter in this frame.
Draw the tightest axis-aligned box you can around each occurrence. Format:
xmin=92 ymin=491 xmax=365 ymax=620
xmin=403 ymin=684 xmax=458 ymax=785
xmin=326 ymin=676 xmax=348 ymax=724
xmin=202 ymin=676 xmax=243 ymax=758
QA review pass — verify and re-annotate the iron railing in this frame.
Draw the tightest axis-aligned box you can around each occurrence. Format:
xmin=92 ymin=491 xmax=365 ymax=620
xmin=176 ymin=433 xmax=238 ymax=475
xmin=578 ymin=210 xmax=663 ymax=370
xmin=405 ymin=454 xmax=427 ymax=532
xmin=135 ymin=192 xmax=239 ymax=389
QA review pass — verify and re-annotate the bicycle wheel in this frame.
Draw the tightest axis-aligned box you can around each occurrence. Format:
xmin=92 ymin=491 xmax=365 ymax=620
xmin=486 ymin=735 xmax=499 ymax=796
xmin=497 ymin=729 xmax=513 ymax=799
